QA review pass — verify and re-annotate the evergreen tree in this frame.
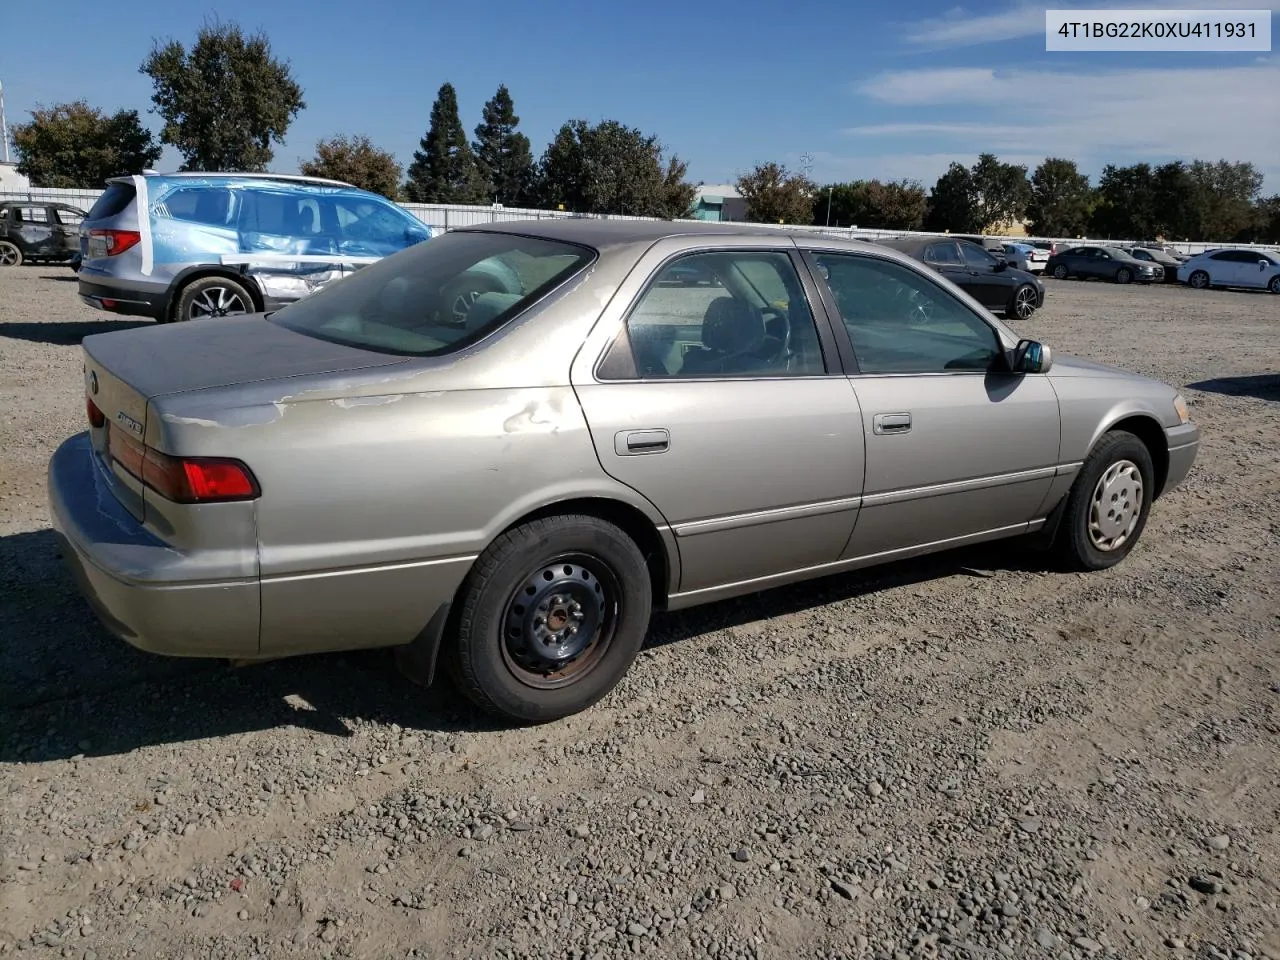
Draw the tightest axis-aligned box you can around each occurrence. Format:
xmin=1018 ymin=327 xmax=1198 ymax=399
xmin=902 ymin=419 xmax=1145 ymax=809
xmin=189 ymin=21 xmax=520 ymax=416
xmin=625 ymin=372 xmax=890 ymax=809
xmin=404 ymin=82 xmax=485 ymax=204
xmin=471 ymin=84 xmax=535 ymax=206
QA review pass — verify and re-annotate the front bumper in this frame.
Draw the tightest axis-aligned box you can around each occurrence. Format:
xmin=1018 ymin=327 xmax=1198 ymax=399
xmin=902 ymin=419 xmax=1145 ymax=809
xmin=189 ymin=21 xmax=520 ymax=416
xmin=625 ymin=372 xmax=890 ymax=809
xmin=47 ymin=432 xmax=261 ymax=658
xmin=1161 ymin=422 xmax=1200 ymax=496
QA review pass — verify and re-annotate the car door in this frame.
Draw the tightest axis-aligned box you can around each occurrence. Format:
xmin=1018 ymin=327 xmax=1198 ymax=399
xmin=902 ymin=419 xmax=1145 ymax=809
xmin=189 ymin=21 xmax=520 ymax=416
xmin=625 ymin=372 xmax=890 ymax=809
xmin=921 ymin=240 xmax=971 ymax=289
xmin=800 ymin=246 xmax=1060 ymax=560
xmin=52 ymin=205 xmax=85 ymax=255
xmin=1233 ymin=250 xmax=1269 ymax=288
xmin=958 ymin=241 xmax=1013 ymax=306
xmin=571 ymin=241 xmax=864 ymax=597
xmin=14 ymin=205 xmax=58 ymax=257
xmin=1204 ymin=251 xmax=1243 ymax=286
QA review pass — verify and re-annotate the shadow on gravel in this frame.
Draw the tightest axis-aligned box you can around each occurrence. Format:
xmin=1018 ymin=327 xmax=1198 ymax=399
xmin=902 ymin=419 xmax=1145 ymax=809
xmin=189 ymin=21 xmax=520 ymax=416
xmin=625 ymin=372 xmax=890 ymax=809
xmin=38 ymin=274 xmax=79 ymax=283
xmin=0 ymin=320 xmax=153 ymax=346
xmin=1 ymin=526 xmax=1055 ymax=764
xmin=1186 ymin=374 xmax=1280 ymax=402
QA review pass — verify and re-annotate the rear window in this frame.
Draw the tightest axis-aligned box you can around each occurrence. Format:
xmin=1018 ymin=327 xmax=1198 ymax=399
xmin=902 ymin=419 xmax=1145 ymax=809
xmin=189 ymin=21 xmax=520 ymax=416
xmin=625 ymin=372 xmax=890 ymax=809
xmin=87 ymin=182 xmax=137 ymax=219
xmin=268 ymin=230 xmax=596 ymax=357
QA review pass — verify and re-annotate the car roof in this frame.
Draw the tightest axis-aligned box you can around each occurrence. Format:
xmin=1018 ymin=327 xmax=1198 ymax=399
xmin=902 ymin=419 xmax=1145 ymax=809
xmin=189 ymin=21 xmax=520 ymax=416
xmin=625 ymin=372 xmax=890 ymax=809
xmin=106 ymin=171 xmax=357 ymax=189
xmin=452 ymin=217 xmax=886 ymax=251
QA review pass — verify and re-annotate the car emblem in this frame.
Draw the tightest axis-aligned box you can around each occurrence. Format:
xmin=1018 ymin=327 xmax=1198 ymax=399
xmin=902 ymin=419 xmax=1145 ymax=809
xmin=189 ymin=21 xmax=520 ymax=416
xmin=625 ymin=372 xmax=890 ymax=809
xmin=88 ymin=371 xmax=98 ymax=395
xmin=115 ymin=410 xmax=143 ymax=436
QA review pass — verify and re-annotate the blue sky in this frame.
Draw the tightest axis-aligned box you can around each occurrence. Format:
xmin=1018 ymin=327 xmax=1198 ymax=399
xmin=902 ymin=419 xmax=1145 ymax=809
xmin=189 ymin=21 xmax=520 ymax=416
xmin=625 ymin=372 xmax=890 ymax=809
xmin=4 ymin=0 xmax=1279 ymax=192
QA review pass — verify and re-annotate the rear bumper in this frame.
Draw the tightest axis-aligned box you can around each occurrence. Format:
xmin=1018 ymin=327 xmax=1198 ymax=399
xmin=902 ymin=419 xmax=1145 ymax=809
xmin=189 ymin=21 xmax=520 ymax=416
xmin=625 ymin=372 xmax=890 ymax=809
xmin=77 ymin=277 xmax=168 ymax=320
xmin=47 ymin=432 xmax=261 ymax=658
xmin=1161 ymin=422 xmax=1200 ymax=496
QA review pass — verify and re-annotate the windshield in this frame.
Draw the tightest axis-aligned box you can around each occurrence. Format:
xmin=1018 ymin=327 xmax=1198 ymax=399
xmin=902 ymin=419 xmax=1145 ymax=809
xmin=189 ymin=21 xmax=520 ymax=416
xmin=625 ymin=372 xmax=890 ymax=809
xmin=268 ymin=230 xmax=595 ymax=356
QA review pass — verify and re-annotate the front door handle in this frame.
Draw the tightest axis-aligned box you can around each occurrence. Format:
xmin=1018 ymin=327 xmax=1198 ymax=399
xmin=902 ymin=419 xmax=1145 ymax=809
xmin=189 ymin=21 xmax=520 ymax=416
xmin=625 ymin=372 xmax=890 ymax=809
xmin=873 ymin=413 xmax=912 ymax=435
xmin=616 ymin=428 xmax=670 ymax=456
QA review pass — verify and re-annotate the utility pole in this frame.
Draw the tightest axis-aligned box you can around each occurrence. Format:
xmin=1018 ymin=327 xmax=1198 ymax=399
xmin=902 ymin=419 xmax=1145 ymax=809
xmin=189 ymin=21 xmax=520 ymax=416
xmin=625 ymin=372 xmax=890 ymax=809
xmin=0 ymin=80 xmax=10 ymax=164
xmin=825 ymin=185 xmax=833 ymax=227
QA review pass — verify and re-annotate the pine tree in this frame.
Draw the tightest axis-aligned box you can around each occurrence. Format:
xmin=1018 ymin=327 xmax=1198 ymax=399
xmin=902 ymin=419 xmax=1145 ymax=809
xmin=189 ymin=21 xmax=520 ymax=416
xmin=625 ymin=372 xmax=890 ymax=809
xmin=404 ymin=82 xmax=485 ymax=204
xmin=471 ymin=84 xmax=535 ymax=206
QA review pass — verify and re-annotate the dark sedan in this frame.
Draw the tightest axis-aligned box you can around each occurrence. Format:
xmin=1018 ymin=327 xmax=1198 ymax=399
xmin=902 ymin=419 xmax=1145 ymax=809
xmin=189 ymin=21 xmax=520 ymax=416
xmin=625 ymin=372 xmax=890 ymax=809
xmin=1045 ymin=245 xmax=1162 ymax=284
xmin=878 ymin=237 xmax=1045 ymax=320
xmin=1122 ymin=246 xmax=1182 ymax=283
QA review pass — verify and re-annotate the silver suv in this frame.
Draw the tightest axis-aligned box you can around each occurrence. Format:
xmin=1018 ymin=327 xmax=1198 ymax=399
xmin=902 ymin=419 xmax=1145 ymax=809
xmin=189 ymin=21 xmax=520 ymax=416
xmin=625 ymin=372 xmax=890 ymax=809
xmin=76 ymin=172 xmax=436 ymax=323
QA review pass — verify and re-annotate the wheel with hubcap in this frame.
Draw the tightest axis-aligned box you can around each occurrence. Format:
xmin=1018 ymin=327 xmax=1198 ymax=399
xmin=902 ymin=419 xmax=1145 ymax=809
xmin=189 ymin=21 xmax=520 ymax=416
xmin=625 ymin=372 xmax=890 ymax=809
xmin=174 ymin=275 xmax=255 ymax=322
xmin=1052 ymin=263 xmax=1069 ymax=280
xmin=1269 ymin=275 xmax=1280 ymax=294
xmin=1188 ymin=270 xmax=1210 ymax=290
xmin=1115 ymin=267 xmax=1132 ymax=284
xmin=445 ymin=514 xmax=652 ymax=723
xmin=1008 ymin=284 xmax=1038 ymax=321
xmin=1053 ymin=430 xmax=1154 ymax=571
xmin=0 ymin=241 xmax=22 ymax=267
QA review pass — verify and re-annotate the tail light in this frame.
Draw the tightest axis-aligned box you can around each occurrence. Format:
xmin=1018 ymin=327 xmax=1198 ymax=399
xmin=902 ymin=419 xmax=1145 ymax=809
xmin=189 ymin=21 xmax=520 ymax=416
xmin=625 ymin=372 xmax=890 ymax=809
xmin=86 ymin=397 xmax=106 ymax=428
xmin=89 ymin=229 xmax=141 ymax=256
xmin=107 ymin=425 xmax=259 ymax=503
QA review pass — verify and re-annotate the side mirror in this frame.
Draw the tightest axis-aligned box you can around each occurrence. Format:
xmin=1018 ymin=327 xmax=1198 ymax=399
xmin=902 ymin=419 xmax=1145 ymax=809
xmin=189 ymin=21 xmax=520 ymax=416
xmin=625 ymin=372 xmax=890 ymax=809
xmin=1011 ymin=338 xmax=1052 ymax=374
xmin=1262 ymin=260 xmax=1269 ymax=270
xmin=994 ymin=258 xmax=1008 ymax=271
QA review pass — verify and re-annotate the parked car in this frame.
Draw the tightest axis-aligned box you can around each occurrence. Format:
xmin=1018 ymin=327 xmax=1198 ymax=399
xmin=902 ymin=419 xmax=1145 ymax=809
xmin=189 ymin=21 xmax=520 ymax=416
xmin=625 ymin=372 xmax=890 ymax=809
xmin=1122 ymin=246 xmax=1182 ymax=283
xmin=76 ymin=172 xmax=439 ymax=323
xmin=1177 ymin=248 xmax=1280 ymax=293
xmin=951 ymin=234 xmax=1009 ymax=259
xmin=1001 ymin=241 xmax=1049 ymax=274
xmin=48 ymin=220 xmax=1200 ymax=723
xmin=0 ymin=200 xmax=87 ymax=267
xmin=878 ymin=236 xmax=1045 ymax=320
xmin=1045 ymin=245 xmax=1163 ymax=284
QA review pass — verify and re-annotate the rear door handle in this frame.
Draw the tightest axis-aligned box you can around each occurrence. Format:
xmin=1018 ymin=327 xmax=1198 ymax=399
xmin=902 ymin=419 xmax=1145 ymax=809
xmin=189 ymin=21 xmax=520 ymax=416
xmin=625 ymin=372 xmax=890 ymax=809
xmin=873 ymin=413 xmax=912 ymax=435
xmin=616 ymin=429 xmax=670 ymax=456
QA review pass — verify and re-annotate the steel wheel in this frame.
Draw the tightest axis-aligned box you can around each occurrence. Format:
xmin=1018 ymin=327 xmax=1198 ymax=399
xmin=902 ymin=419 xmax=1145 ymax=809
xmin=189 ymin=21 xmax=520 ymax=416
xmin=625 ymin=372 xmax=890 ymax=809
xmin=188 ymin=285 xmax=251 ymax=320
xmin=1012 ymin=285 xmax=1037 ymax=320
xmin=1189 ymin=270 xmax=1210 ymax=289
xmin=1087 ymin=459 xmax=1143 ymax=552
xmin=1052 ymin=264 xmax=1068 ymax=280
xmin=0 ymin=241 xmax=22 ymax=267
xmin=500 ymin=555 xmax=619 ymax=689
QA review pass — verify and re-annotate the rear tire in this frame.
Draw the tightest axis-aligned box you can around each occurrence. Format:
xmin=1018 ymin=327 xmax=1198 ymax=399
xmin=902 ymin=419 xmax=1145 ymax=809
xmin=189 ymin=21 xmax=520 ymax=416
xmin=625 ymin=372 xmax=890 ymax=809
xmin=0 ymin=241 xmax=22 ymax=267
xmin=1115 ymin=267 xmax=1132 ymax=284
xmin=173 ymin=275 xmax=255 ymax=322
xmin=447 ymin=514 xmax=652 ymax=723
xmin=1269 ymin=275 xmax=1280 ymax=294
xmin=1188 ymin=270 xmax=1210 ymax=290
xmin=1052 ymin=264 xmax=1069 ymax=280
xmin=1053 ymin=430 xmax=1154 ymax=572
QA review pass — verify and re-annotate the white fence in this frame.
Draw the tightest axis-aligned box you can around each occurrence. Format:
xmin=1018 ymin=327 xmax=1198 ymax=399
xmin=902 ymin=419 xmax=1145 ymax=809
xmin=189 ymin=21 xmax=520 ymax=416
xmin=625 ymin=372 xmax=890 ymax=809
xmin=4 ymin=185 xmax=1277 ymax=257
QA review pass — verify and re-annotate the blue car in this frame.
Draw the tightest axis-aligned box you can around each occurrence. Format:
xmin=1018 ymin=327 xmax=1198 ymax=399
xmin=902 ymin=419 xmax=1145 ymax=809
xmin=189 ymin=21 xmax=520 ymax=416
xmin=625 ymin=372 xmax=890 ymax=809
xmin=76 ymin=172 xmax=439 ymax=323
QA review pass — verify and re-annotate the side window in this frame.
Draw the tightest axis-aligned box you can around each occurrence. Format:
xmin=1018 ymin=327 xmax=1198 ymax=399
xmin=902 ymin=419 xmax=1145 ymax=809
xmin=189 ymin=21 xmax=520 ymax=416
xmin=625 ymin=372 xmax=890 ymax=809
xmin=157 ymin=187 xmax=235 ymax=227
xmin=924 ymin=242 xmax=962 ymax=265
xmin=960 ymin=243 xmax=993 ymax=268
xmin=18 ymin=206 xmax=50 ymax=224
xmin=813 ymin=253 xmax=1001 ymax=375
xmin=55 ymin=207 xmax=85 ymax=227
xmin=604 ymin=250 xmax=827 ymax=380
xmin=1209 ymin=251 xmax=1234 ymax=262
xmin=333 ymin=197 xmax=417 ymax=251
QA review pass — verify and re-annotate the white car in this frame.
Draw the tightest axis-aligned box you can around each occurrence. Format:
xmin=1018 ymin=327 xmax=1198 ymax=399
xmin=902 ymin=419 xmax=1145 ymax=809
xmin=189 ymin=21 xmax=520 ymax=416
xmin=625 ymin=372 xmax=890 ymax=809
xmin=1002 ymin=242 xmax=1049 ymax=274
xmin=1177 ymin=248 xmax=1280 ymax=293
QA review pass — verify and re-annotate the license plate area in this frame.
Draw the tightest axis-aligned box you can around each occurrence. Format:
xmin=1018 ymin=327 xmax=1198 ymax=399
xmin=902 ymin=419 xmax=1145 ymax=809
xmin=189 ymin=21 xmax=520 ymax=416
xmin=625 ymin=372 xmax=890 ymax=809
xmin=88 ymin=236 xmax=110 ymax=258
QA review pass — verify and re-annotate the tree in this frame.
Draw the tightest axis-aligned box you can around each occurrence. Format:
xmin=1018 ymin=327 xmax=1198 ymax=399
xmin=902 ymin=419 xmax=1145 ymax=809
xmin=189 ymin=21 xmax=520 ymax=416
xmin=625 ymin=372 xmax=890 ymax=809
xmin=970 ymin=153 xmax=1031 ymax=231
xmin=924 ymin=163 xmax=980 ymax=232
xmin=471 ymin=84 xmax=535 ymax=206
xmin=1149 ymin=161 xmax=1197 ymax=239
xmin=735 ymin=162 xmax=815 ymax=224
xmin=404 ymin=82 xmax=486 ymax=204
xmin=1245 ymin=195 xmax=1280 ymax=243
xmin=140 ymin=17 xmax=305 ymax=172
xmin=1089 ymin=163 xmax=1157 ymax=238
xmin=300 ymin=135 xmax=402 ymax=199
xmin=534 ymin=119 xmax=694 ymax=218
xmin=1187 ymin=160 xmax=1264 ymax=241
xmin=10 ymin=101 xmax=161 ymax=188
xmin=1026 ymin=158 xmax=1092 ymax=237
xmin=814 ymin=179 xmax=925 ymax=229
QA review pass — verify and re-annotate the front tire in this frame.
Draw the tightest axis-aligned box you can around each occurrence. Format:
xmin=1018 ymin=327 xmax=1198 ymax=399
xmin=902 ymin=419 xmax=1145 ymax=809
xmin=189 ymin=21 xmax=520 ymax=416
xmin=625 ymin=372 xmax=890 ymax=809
xmin=1188 ymin=270 xmax=1210 ymax=290
xmin=448 ymin=514 xmax=652 ymax=723
xmin=1053 ymin=430 xmax=1154 ymax=572
xmin=1008 ymin=283 xmax=1038 ymax=321
xmin=1115 ymin=267 xmax=1132 ymax=284
xmin=1269 ymin=275 xmax=1280 ymax=294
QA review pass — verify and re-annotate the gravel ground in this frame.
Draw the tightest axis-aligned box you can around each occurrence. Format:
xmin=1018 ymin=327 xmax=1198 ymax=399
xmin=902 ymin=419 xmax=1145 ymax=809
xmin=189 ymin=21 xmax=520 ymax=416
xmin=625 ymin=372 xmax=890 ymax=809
xmin=1 ymin=267 xmax=1278 ymax=960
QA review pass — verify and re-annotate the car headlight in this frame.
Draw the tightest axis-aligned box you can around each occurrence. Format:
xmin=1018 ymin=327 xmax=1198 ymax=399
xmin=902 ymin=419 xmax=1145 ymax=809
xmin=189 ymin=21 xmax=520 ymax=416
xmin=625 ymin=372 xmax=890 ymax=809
xmin=1172 ymin=393 xmax=1190 ymax=424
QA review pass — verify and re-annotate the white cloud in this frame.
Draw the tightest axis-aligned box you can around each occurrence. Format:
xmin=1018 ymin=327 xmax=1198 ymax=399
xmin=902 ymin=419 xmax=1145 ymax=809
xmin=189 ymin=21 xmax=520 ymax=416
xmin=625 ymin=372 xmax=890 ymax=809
xmin=849 ymin=63 xmax=1280 ymax=189
xmin=902 ymin=0 xmax=1280 ymax=49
